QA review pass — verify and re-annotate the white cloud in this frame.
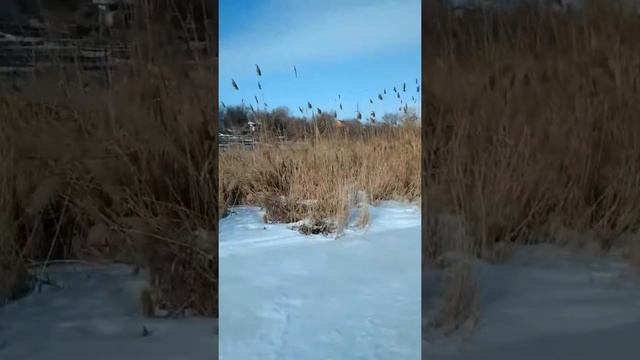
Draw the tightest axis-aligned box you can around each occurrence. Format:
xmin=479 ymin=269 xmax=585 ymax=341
xmin=220 ymin=0 xmax=420 ymax=78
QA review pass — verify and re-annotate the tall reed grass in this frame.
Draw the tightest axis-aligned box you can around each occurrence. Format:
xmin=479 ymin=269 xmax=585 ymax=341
xmin=219 ymin=113 xmax=420 ymax=233
xmin=425 ymin=0 xmax=640 ymax=331
xmin=0 ymin=0 xmax=217 ymax=317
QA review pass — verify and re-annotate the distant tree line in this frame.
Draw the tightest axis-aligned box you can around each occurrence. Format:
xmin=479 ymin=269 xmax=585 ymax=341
xmin=219 ymin=106 xmax=418 ymax=140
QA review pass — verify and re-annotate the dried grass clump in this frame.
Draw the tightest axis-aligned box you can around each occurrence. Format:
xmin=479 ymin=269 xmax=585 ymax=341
xmin=425 ymin=213 xmax=480 ymax=332
xmin=431 ymin=262 xmax=479 ymax=335
xmin=139 ymin=227 xmax=216 ymax=317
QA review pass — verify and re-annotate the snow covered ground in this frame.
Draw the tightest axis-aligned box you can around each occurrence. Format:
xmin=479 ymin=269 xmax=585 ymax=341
xmin=219 ymin=202 xmax=422 ymax=360
xmin=0 ymin=264 xmax=217 ymax=360
xmin=424 ymin=244 xmax=640 ymax=360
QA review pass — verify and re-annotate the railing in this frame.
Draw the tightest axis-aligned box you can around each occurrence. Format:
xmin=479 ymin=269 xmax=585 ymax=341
xmin=218 ymin=134 xmax=258 ymax=151
xmin=0 ymin=29 xmax=211 ymax=75
xmin=218 ymin=133 xmax=288 ymax=151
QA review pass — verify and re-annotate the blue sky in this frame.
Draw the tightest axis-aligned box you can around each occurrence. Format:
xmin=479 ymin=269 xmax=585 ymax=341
xmin=219 ymin=0 xmax=421 ymax=120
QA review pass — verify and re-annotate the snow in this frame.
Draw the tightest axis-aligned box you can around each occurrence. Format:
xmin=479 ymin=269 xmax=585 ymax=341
xmin=219 ymin=202 xmax=421 ymax=360
xmin=424 ymin=244 xmax=640 ymax=360
xmin=0 ymin=264 xmax=217 ymax=360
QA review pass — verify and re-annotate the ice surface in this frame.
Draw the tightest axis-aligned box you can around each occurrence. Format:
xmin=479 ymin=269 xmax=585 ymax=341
xmin=0 ymin=264 xmax=217 ymax=360
xmin=219 ymin=202 xmax=422 ymax=360
xmin=424 ymin=245 xmax=640 ymax=360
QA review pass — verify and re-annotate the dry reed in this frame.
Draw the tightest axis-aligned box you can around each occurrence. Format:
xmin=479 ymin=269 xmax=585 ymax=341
xmin=0 ymin=0 xmax=217 ymax=317
xmin=219 ymin=116 xmax=420 ymax=232
xmin=425 ymin=0 xmax=640 ymax=330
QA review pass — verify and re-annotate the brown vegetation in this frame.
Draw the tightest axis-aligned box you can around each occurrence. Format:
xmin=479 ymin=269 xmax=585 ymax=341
xmin=425 ymin=0 xmax=640 ymax=330
xmin=219 ymin=116 xmax=420 ymax=233
xmin=0 ymin=2 xmax=216 ymax=317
